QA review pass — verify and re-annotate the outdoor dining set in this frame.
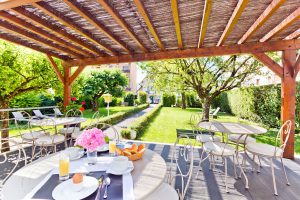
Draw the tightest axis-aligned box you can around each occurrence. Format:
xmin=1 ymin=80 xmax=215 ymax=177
xmin=0 ymin=108 xmax=293 ymax=200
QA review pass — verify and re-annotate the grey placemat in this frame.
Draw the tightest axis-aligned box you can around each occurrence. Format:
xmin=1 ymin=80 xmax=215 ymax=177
xmin=32 ymin=171 xmax=123 ymax=200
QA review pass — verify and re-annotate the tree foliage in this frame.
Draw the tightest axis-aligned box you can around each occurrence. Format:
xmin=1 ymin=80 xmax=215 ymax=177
xmin=142 ymin=56 xmax=261 ymax=120
xmin=82 ymin=70 xmax=128 ymax=111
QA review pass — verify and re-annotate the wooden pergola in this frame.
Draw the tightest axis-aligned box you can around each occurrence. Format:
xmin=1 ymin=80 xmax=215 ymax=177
xmin=0 ymin=0 xmax=299 ymax=158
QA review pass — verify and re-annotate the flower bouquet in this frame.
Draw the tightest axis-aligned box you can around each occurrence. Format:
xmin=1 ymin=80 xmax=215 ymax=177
xmin=75 ymin=128 xmax=106 ymax=164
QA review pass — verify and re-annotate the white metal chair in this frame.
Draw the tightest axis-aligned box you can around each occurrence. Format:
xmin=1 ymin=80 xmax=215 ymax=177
xmin=196 ymin=121 xmax=237 ymax=193
xmin=33 ymin=110 xmax=50 ymax=119
xmin=146 ymin=135 xmax=193 ymax=200
xmin=193 ymin=128 xmax=221 ymax=146
xmin=245 ymin=120 xmax=292 ymax=196
xmin=14 ymin=111 xmax=46 ymax=159
xmin=0 ymin=138 xmax=26 ymax=198
xmin=209 ymin=107 xmax=220 ymax=119
xmin=59 ymin=109 xmax=83 ymax=137
xmin=65 ymin=109 xmax=83 ymax=118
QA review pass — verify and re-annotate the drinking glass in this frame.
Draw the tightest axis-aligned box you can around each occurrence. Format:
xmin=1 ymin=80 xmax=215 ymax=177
xmin=59 ymin=152 xmax=70 ymax=180
xmin=109 ymin=140 xmax=117 ymax=156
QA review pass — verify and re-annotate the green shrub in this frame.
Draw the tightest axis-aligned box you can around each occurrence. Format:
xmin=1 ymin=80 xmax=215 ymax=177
xmin=124 ymin=92 xmax=135 ymax=106
xmin=98 ymin=96 xmax=123 ymax=107
xmin=120 ymin=128 xmax=131 ymax=139
xmin=211 ymin=93 xmax=231 ymax=113
xmin=10 ymin=92 xmax=41 ymax=108
xmin=130 ymin=104 xmax=162 ymax=138
xmin=186 ymin=92 xmax=201 ymax=108
xmin=162 ymin=93 xmax=176 ymax=107
xmin=134 ymin=99 xmax=140 ymax=105
xmin=138 ymin=91 xmax=148 ymax=104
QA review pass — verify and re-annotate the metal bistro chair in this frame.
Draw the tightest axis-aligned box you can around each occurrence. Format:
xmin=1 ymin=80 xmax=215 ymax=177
xmin=245 ymin=120 xmax=292 ymax=196
xmin=59 ymin=109 xmax=83 ymax=139
xmin=53 ymin=108 xmax=64 ymax=117
xmin=13 ymin=111 xmax=46 ymax=159
xmin=196 ymin=121 xmax=237 ymax=193
xmin=146 ymin=135 xmax=193 ymax=200
xmin=0 ymin=138 xmax=26 ymax=198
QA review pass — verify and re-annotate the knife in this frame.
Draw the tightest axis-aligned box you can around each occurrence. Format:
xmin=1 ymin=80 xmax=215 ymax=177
xmin=95 ymin=175 xmax=104 ymax=200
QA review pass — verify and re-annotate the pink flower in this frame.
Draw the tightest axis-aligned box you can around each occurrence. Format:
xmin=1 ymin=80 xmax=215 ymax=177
xmin=71 ymin=97 xmax=77 ymax=101
xmin=81 ymin=101 xmax=86 ymax=105
xmin=75 ymin=128 xmax=105 ymax=151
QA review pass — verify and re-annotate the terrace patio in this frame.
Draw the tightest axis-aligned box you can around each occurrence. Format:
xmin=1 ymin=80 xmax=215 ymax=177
xmin=1 ymin=0 xmax=300 ymax=199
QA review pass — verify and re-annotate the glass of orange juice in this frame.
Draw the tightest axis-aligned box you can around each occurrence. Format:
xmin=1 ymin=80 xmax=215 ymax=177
xmin=59 ymin=152 xmax=70 ymax=180
xmin=109 ymin=140 xmax=117 ymax=156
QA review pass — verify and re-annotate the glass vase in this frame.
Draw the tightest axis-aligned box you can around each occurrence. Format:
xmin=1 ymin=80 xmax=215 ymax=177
xmin=87 ymin=150 xmax=97 ymax=164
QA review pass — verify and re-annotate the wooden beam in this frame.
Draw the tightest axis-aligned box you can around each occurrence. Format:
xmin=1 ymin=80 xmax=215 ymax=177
xmin=281 ymin=49 xmax=297 ymax=159
xmin=0 ymin=32 xmax=68 ymax=60
xmin=238 ymin=0 xmax=285 ymax=44
xmin=47 ymin=54 xmax=64 ymax=84
xmin=217 ymin=0 xmax=249 ymax=46
xmin=98 ymin=0 xmax=147 ymax=53
xmin=12 ymin=7 xmax=99 ymax=56
xmin=285 ymin=28 xmax=300 ymax=40
xmin=65 ymin=39 xmax=300 ymax=67
xmin=63 ymin=64 xmax=71 ymax=108
xmin=252 ymin=52 xmax=283 ymax=78
xmin=198 ymin=0 xmax=212 ymax=48
xmin=63 ymin=0 xmax=131 ymax=54
xmin=133 ymin=0 xmax=164 ymax=50
xmin=170 ymin=0 xmax=183 ymax=49
xmin=0 ymin=0 xmax=40 ymax=11
xmin=0 ymin=20 xmax=83 ymax=58
xmin=0 ymin=11 xmax=86 ymax=58
xmin=33 ymin=2 xmax=117 ymax=56
xmin=70 ymin=66 xmax=85 ymax=84
xmin=260 ymin=7 xmax=300 ymax=42
xmin=294 ymin=54 xmax=300 ymax=76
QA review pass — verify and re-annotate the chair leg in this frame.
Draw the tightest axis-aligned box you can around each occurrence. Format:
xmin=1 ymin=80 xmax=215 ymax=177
xmin=258 ymin=156 xmax=262 ymax=169
xmin=224 ymin=157 xmax=229 ymax=193
xmin=233 ymin=155 xmax=237 ymax=179
xmin=239 ymin=153 xmax=247 ymax=178
xmin=280 ymin=157 xmax=290 ymax=186
xmin=270 ymin=158 xmax=278 ymax=196
xmin=196 ymin=150 xmax=209 ymax=179
xmin=252 ymin=154 xmax=256 ymax=172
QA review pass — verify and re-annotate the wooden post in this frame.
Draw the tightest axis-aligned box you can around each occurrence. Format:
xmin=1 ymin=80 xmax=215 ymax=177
xmin=281 ymin=50 xmax=297 ymax=159
xmin=63 ymin=64 xmax=71 ymax=109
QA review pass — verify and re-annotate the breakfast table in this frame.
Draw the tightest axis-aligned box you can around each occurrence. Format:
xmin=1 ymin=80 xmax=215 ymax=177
xmin=2 ymin=149 xmax=167 ymax=200
xmin=198 ymin=121 xmax=267 ymax=189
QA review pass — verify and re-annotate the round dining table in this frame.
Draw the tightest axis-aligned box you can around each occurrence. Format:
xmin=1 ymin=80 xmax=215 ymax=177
xmin=2 ymin=149 xmax=167 ymax=200
xmin=198 ymin=121 xmax=267 ymax=189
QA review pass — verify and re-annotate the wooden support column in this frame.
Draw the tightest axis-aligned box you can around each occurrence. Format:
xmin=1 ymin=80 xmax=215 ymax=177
xmin=63 ymin=64 xmax=71 ymax=109
xmin=281 ymin=50 xmax=297 ymax=159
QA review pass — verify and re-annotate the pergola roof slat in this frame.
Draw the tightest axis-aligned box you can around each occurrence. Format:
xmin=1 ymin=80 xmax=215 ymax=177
xmin=0 ymin=20 xmax=83 ymax=58
xmin=98 ymin=0 xmax=148 ymax=53
xmin=217 ymin=0 xmax=249 ymax=46
xmin=260 ymin=7 xmax=300 ymax=42
xmin=238 ymin=0 xmax=285 ymax=44
xmin=0 ymin=0 xmax=40 ymax=10
xmin=12 ymin=7 xmax=101 ymax=56
xmin=170 ymin=0 xmax=183 ymax=49
xmin=63 ymin=0 xmax=131 ymax=54
xmin=198 ymin=0 xmax=212 ymax=48
xmin=285 ymin=28 xmax=300 ymax=40
xmin=33 ymin=1 xmax=117 ymax=56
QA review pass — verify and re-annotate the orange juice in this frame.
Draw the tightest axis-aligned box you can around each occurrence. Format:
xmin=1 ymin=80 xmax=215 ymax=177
xmin=109 ymin=141 xmax=116 ymax=155
xmin=59 ymin=153 xmax=70 ymax=180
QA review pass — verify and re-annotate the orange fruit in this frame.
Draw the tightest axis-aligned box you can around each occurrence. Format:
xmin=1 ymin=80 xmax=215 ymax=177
xmin=72 ymin=173 xmax=83 ymax=184
xmin=138 ymin=144 xmax=145 ymax=151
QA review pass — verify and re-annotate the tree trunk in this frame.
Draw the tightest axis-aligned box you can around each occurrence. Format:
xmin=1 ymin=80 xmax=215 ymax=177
xmin=1 ymin=102 xmax=10 ymax=152
xmin=181 ymin=92 xmax=186 ymax=109
xmin=92 ymin=97 xmax=99 ymax=112
xmin=202 ymin=99 xmax=210 ymax=121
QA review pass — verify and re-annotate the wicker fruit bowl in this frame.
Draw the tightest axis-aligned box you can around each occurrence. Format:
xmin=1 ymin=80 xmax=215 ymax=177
xmin=116 ymin=144 xmax=145 ymax=161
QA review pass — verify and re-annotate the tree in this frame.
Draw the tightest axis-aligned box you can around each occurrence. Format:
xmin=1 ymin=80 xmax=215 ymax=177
xmin=0 ymin=41 xmax=60 ymax=149
xmin=142 ymin=56 xmax=261 ymax=120
xmin=82 ymin=70 xmax=128 ymax=111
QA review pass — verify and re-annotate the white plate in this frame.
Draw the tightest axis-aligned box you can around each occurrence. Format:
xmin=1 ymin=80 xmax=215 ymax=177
xmin=70 ymin=151 xmax=84 ymax=161
xmin=52 ymin=176 xmax=98 ymax=200
xmin=106 ymin=161 xmax=134 ymax=175
xmin=97 ymin=144 xmax=109 ymax=152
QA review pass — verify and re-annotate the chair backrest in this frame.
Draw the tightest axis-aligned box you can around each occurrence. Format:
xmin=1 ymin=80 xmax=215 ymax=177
xmin=12 ymin=112 xmax=25 ymax=121
xmin=33 ymin=110 xmax=44 ymax=118
xmin=13 ymin=111 xmax=32 ymax=136
xmin=212 ymin=107 xmax=220 ymax=116
xmin=0 ymin=138 xmax=24 ymax=187
xmin=84 ymin=122 xmax=119 ymax=142
xmin=65 ymin=109 xmax=83 ymax=118
xmin=168 ymin=135 xmax=193 ymax=200
xmin=276 ymin=120 xmax=292 ymax=153
xmin=53 ymin=108 xmax=63 ymax=116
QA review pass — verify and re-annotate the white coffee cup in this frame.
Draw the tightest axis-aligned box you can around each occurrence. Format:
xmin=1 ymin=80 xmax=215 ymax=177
xmin=65 ymin=147 xmax=80 ymax=160
xmin=111 ymin=156 xmax=129 ymax=172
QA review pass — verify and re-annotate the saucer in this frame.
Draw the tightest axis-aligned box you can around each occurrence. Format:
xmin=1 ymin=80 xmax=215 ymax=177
xmin=52 ymin=176 xmax=98 ymax=200
xmin=106 ymin=161 xmax=134 ymax=175
xmin=69 ymin=151 xmax=84 ymax=161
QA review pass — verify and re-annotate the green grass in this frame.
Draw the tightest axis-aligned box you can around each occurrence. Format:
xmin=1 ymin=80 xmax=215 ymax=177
xmin=140 ymin=107 xmax=300 ymax=154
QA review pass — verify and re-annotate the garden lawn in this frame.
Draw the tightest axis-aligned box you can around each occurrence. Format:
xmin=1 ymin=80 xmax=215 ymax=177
xmin=140 ymin=107 xmax=300 ymax=154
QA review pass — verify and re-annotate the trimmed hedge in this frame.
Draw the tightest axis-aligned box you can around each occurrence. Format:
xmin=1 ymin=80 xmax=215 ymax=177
xmin=138 ymin=91 xmax=148 ymax=104
xmin=212 ymin=83 xmax=300 ymax=128
xmin=130 ymin=104 xmax=162 ymax=138
xmin=124 ymin=92 xmax=135 ymax=106
xmin=162 ymin=93 xmax=176 ymax=107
